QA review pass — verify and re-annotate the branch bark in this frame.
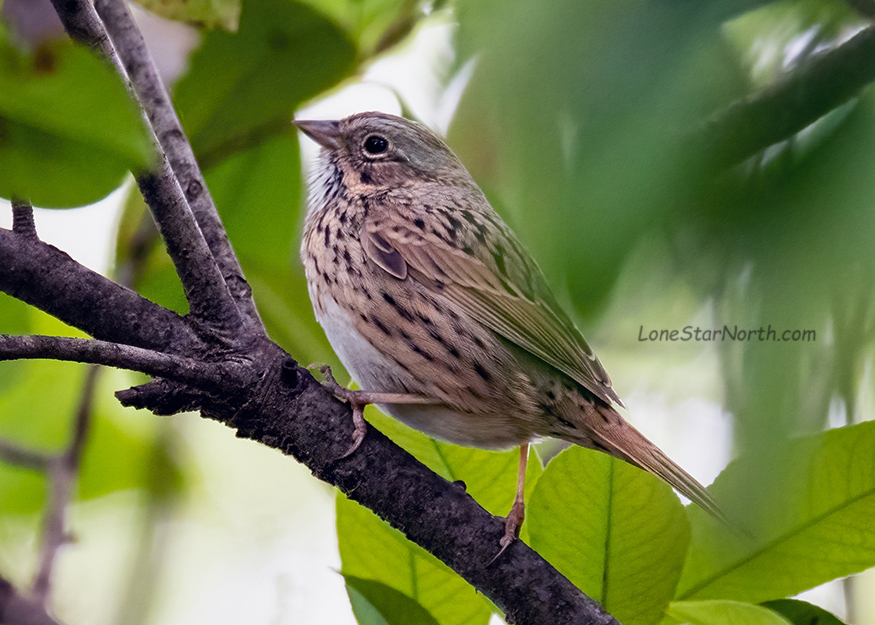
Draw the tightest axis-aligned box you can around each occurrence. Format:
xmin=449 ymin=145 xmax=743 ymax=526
xmin=93 ymin=0 xmax=265 ymax=334
xmin=694 ymin=24 xmax=875 ymax=170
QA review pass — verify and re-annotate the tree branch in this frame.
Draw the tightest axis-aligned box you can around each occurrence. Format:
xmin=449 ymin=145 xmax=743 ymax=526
xmin=0 ymin=576 xmax=62 ymax=625
xmin=0 ymin=335 xmax=234 ymax=393
xmin=33 ymin=365 xmax=98 ymax=603
xmin=7 ymin=1 xmax=628 ymax=622
xmin=0 ymin=227 xmax=201 ymax=352
xmin=695 ymin=24 xmax=875 ymax=170
xmin=48 ymin=0 xmax=244 ymax=335
xmin=0 ymin=439 xmax=50 ymax=472
xmin=94 ymin=0 xmax=265 ymax=334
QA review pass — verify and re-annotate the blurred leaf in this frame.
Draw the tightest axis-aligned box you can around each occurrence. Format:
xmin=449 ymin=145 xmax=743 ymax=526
xmin=0 ymin=36 xmax=153 ymax=207
xmin=173 ymin=0 xmax=356 ymax=164
xmin=761 ymin=599 xmax=845 ymax=625
xmin=0 ymin=291 xmax=31 ymax=393
xmin=79 ymin=369 xmax=184 ymax=500
xmin=337 ymin=493 xmax=491 ymax=625
xmin=204 ymin=131 xmax=335 ymax=363
xmin=527 ymin=446 xmax=690 ymax=625
xmin=296 ymin=0 xmax=420 ymax=58
xmin=344 ymin=575 xmax=441 ymax=625
xmin=667 ymin=600 xmax=792 ymax=625
xmin=451 ymin=0 xmax=746 ymax=318
xmin=677 ymin=420 xmax=875 ymax=603
xmin=136 ymin=0 xmax=241 ymax=30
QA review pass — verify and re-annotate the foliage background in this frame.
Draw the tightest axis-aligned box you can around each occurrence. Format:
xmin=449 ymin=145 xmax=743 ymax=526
xmin=2 ymin=0 xmax=875 ymax=623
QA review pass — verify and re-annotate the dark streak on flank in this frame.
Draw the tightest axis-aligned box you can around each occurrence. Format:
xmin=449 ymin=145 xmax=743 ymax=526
xmin=382 ymin=292 xmax=414 ymax=321
xmin=372 ymin=316 xmax=392 ymax=336
xmin=474 ymin=363 xmax=491 ymax=382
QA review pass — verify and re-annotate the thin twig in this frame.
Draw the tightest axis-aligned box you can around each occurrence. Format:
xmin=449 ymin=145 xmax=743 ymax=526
xmin=0 ymin=335 xmax=234 ymax=393
xmin=10 ymin=199 xmax=37 ymax=239
xmin=32 ymin=365 xmax=99 ymax=603
xmin=0 ymin=439 xmax=50 ymax=472
xmin=95 ymin=0 xmax=265 ymax=334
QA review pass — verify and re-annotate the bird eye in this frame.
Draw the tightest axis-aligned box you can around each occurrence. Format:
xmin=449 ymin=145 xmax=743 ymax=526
xmin=364 ymin=135 xmax=389 ymax=155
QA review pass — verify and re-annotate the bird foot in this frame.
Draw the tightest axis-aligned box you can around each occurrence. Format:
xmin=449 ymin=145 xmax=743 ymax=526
xmin=317 ymin=366 xmax=370 ymax=457
xmin=316 ymin=366 xmax=436 ymax=457
xmin=489 ymin=499 xmax=525 ymax=565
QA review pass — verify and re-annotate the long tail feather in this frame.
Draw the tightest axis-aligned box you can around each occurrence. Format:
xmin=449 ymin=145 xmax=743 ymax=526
xmin=580 ymin=404 xmax=729 ymax=525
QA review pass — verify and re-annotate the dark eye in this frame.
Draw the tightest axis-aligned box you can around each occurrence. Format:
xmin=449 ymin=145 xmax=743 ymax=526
xmin=364 ymin=135 xmax=389 ymax=155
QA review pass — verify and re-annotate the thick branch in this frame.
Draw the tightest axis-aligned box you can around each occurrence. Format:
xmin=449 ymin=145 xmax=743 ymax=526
xmin=0 ymin=335 xmax=234 ymax=393
xmin=0 ymin=228 xmax=200 ymax=352
xmin=696 ymin=25 xmax=875 ymax=169
xmin=94 ymin=0 xmax=265 ymax=334
xmin=49 ymin=0 xmax=244 ymax=335
xmin=185 ymin=360 xmax=620 ymax=625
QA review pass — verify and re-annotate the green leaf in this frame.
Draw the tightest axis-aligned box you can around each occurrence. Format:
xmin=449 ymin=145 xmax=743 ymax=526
xmin=173 ymin=0 xmax=356 ymax=165
xmin=761 ymin=599 xmax=845 ymax=625
xmin=344 ymin=575 xmax=441 ymax=625
xmin=677 ymin=421 xmax=875 ymax=603
xmin=0 ymin=291 xmax=31 ymax=393
xmin=296 ymin=0 xmax=420 ymax=58
xmin=0 ymin=38 xmax=153 ymax=207
xmin=527 ymin=446 xmax=690 ymax=625
xmin=337 ymin=493 xmax=491 ymax=625
xmin=364 ymin=408 xmax=542 ymax=518
xmin=136 ymin=0 xmax=241 ymax=30
xmin=667 ymin=600 xmax=792 ymax=625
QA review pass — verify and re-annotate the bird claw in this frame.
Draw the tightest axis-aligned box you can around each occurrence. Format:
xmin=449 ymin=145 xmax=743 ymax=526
xmin=316 ymin=365 xmax=369 ymax=458
xmin=341 ymin=404 xmax=368 ymax=458
xmin=488 ymin=501 xmax=525 ymax=565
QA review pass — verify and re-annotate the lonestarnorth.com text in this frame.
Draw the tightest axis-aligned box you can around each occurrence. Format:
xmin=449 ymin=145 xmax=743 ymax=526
xmin=637 ymin=325 xmax=816 ymax=342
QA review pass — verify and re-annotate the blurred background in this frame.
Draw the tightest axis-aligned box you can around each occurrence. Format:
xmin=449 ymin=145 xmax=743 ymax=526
xmin=1 ymin=0 xmax=875 ymax=622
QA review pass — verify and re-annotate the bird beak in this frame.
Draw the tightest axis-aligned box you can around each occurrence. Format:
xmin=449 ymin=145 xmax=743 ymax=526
xmin=293 ymin=119 xmax=343 ymax=150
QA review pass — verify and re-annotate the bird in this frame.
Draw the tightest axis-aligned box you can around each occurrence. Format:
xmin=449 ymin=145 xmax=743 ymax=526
xmin=295 ymin=111 xmax=723 ymax=555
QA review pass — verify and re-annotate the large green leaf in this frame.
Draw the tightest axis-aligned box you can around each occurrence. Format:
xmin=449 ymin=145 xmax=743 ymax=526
xmin=336 ymin=407 xmax=546 ymax=625
xmin=203 ymin=131 xmax=335 ymax=363
xmin=337 ymin=493 xmax=491 ymax=625
xmin=364 ymin=408 xmax=542 ymax=519
xmin=667 ymin=600 xmax=792 ymax=625
xmin=173 ymin=0 xmax=356 ymax=164
xmin=527 ymin=446 xmax=690 ymax=625
xmin=0 ymin=36 xmax=153 ymax=207
xmin=677 ymin=420 xmax=875 ymax=603
xmin=344 ymin=575 xmax=441 ymax=625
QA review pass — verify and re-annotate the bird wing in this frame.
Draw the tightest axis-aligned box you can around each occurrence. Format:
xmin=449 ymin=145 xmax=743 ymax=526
xmin=362 ymin=214 xmax=621 ymax=406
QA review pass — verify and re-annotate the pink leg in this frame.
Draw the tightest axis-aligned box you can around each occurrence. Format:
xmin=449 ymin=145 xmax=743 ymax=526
xmin=491 ymin=442 xmax=529 ymax=562
xmin=318 ymin=366 xmax=435 ymax=457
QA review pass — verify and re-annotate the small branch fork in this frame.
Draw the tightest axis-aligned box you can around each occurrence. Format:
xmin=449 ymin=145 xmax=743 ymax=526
xmin=0 ymin=365 xmax=98 ymax=625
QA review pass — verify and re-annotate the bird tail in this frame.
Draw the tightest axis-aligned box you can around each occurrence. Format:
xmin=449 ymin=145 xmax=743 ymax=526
xmin=579 ymin=404 xmax=729 ymax=524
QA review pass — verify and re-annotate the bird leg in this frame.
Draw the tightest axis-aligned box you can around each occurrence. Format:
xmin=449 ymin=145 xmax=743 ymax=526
xmin=317 ymin=366 xmax=436 ymax=457
xmin=491 ymin=441 xmax=529 ymax=563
